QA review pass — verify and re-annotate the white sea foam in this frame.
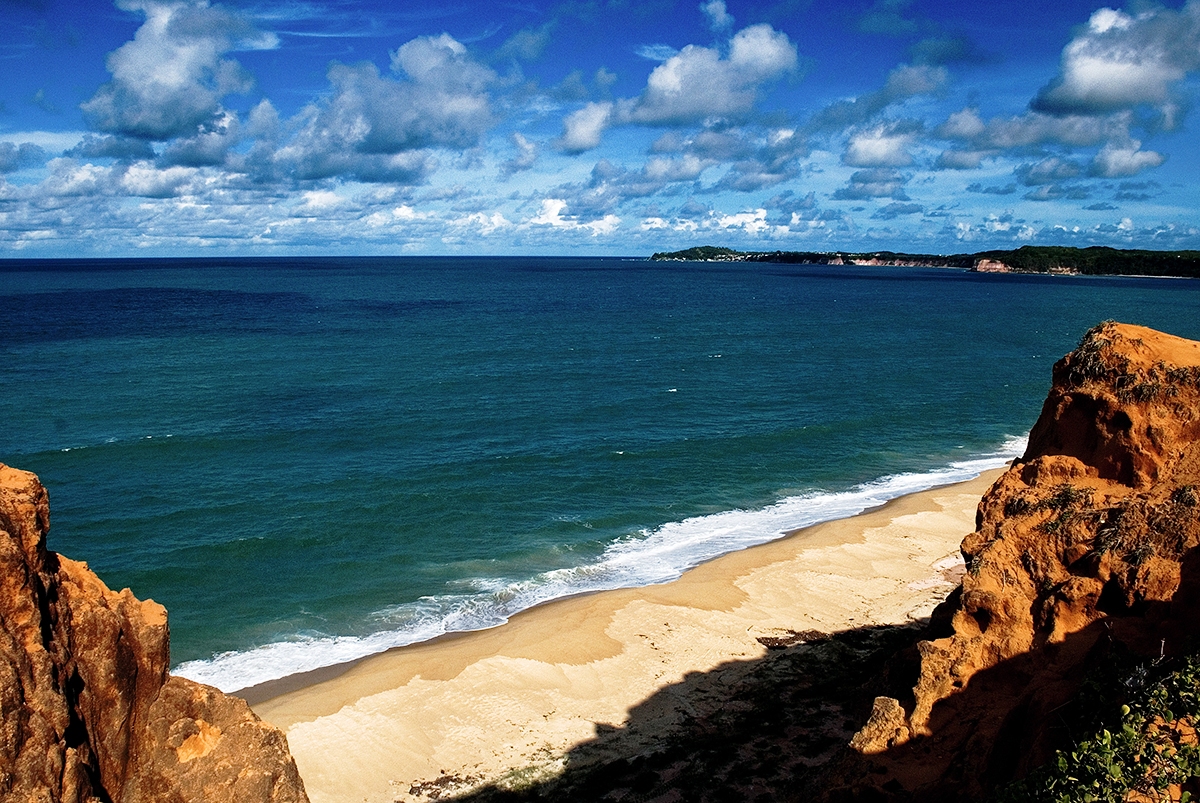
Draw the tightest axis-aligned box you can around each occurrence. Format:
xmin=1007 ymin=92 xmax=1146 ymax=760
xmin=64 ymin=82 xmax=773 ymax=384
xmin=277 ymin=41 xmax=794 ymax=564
xmin=173 ymin=435 xmax=1028 ymax=693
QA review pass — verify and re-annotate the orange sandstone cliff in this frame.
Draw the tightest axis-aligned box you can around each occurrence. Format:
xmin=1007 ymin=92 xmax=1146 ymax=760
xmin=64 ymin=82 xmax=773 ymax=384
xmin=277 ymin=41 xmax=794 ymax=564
xmin=838 ymin=322 xmax=1200 ymax=800
xmin=0 ymin=464 xmax=309 ymax=803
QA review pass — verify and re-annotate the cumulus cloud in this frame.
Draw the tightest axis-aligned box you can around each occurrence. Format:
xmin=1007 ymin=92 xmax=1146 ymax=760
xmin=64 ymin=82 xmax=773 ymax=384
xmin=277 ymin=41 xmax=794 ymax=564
xmin=651 ymin=126 xmax=807 ymax=192
xmin=0 ymin=142 xmax=48 ymax=173
xmin=966 ymin=182 xmax=1017 ymax=195
xmin=539 ymin=154 xmax=713 ymax=220
xmin=1032 ymin=4 xmax=1200 ymax=119
xmin=82 ymin=0 xmax=274 ymax=141
xmin=1089 ymin=140 xmax=1166 ymax=178
xmin=700 ymin=0 xmax=734 ymax=32
xmin=501 ymin=132 xmax=538 ymax=177
xmin=65 ymin=134 xmax=156 ymax=161
xmin=832 ymin=168 xmax=909 ymax=200
xmin=1024 ymin=184 xmax=1090 ymax=201
xmin=629 ymin=24 xmax=797 ymax=126
xmin=119 ymin=162 xmax=198 ymax=197
xmin=557 ymin=102 xmax=615 ymax=153
xmin=1015 ymin=156 xmax=1082 ymax=186
xmin=842 ymin=124 xmax=918 ymax=167
xmin=934 ymin=149 xmax=988 ymax=170
xmin=278 ymin=33 xmax=496 ymax=183
xmin=588 ymin=155 xmax=710 ymax=199
xmin=528 ymin=198 xmax=620 ymax=235
xmin=554 ymin=21 xmax=797 ymax=152
xmin=159 ymin=109 xmax=240 ymax=166
xmin=714 ymin=208 xmax=770 ymax=234
xmin=810 ymin=64 xmax=947 ymax=131
xmin=872 ymin=202 xmax=923 ymax=220
xmin=935 ymin=105 xmax=1132 ymax=153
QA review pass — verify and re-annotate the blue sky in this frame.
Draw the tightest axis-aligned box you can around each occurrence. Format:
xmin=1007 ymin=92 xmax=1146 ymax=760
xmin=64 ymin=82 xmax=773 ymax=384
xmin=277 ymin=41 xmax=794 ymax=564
xmin=1 ymin=0 xmax=1199 ymax=256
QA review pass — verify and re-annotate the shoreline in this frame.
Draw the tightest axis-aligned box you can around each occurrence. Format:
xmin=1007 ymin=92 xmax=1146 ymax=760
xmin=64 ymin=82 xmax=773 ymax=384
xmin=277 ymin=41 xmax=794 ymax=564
xmin=180 ymin=447 xmax=1023 ymax=694
xmin=248 ymin=467 xmax=1005 ymax=803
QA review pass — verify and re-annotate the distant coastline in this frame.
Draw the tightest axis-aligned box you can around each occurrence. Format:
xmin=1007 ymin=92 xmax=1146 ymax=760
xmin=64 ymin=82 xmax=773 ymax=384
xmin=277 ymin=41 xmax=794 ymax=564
xmin=649 ymin=244 xmax=1200 ymax=279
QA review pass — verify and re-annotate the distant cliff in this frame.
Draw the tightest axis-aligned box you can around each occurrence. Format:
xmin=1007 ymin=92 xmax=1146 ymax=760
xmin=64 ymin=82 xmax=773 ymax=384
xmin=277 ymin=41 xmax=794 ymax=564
xmin=834 ymin=322 xmax=1200 ymax=800
xmin=650 ymin=245 xmax=1200 ymax=278
xmin=0 ymin=465 xmax=309 ymax=803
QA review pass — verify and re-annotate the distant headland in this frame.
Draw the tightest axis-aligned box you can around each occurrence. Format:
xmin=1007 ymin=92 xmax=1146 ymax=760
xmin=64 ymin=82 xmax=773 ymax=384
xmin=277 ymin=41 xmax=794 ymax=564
xmin=649 ymin=244 xmax=1200 ymax=278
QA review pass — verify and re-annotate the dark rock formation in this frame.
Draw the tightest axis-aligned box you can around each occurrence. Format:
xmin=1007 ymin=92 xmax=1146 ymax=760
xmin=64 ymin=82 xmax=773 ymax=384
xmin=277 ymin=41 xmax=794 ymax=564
xmin=0 ymin=464 xmax=309 ymax=803
xmin=837 ymin=322 xmax=1200 ymax=800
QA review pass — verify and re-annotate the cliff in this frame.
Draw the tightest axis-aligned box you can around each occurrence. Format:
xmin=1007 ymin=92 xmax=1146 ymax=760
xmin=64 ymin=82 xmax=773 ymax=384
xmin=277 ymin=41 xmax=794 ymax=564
xmin=0 ymin=465 xmax=309 ymax=803
xmin=837 ymin=322 xmax=1200 ymax=800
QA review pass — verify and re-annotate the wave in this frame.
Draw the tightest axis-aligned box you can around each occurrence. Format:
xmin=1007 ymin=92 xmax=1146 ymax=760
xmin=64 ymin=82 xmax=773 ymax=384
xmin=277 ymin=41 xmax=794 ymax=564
xmin=173 ymin=435 xmax=1028 ymax=693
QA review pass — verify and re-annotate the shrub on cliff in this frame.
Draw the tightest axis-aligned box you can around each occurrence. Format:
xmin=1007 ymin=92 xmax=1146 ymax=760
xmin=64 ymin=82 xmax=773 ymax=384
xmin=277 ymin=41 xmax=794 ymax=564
xmin=997 ymin=648 xmax=1200 ymax=802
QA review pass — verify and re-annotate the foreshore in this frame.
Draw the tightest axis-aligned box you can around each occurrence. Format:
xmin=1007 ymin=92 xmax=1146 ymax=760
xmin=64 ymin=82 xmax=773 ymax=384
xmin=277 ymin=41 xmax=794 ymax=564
xmin=249 ymin=468 xmax=1005 ymax=803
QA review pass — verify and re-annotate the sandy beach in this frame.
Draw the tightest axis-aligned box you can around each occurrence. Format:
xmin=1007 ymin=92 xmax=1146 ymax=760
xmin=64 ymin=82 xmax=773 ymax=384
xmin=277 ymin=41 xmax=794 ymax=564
xmin=248 ymin=468 xmax=1004 ymax=803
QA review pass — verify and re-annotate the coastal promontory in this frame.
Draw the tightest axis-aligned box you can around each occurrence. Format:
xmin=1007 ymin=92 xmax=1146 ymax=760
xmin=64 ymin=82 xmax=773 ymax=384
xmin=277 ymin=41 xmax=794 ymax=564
xmin=0 ymin=464 xmax=309 ymax=803
xmin=836 ymin=322 xmax=1200 ymax=799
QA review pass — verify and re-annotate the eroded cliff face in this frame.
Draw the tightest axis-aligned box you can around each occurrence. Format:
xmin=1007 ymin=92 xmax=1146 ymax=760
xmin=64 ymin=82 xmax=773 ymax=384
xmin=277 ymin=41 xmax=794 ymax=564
xmin=0 ymin=464 xmax=309 ymax=803
xmin=839 ymin=322 xmax=1200 ymax=800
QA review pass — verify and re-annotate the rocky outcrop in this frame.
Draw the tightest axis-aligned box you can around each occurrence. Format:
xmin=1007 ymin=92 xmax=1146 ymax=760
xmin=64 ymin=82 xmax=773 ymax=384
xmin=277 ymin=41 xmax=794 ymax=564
xmin=837 ymin=322 xmax=1200 ymax=799
xmin=0 ymin=464 xmax=308 ymax=803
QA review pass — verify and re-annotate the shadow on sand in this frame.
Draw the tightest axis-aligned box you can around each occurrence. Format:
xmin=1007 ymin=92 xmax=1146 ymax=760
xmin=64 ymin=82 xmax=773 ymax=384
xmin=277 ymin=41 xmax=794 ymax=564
xmin=413 ymin=618 xmax=936 ymax=803
xmin=417 ymin=550 xmax=1200 ymax=803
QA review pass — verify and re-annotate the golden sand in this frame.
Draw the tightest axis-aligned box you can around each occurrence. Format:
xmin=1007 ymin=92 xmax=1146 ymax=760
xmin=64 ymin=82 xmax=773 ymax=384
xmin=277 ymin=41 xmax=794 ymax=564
xmin=249 ymin=469 xmax=1004 ymax=803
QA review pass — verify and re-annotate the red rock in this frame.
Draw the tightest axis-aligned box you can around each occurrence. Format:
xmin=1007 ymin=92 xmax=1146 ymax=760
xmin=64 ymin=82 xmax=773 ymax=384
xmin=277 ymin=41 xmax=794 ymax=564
xmin=0 ymin=464 xmax=309 ymax=803
xmin=836 ymin=322 xmax=1200 ymax=799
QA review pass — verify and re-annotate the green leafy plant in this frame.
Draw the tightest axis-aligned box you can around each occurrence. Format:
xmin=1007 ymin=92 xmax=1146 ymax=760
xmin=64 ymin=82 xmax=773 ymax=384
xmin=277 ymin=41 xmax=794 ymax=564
xmin=996 ymin=651 xmax=1200 ymax=802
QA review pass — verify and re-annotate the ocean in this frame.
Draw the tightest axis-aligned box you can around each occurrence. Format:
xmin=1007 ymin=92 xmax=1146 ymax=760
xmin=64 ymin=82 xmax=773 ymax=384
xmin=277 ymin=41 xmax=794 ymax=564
xmin=1 ymin=256 xmax=1197 ymax=692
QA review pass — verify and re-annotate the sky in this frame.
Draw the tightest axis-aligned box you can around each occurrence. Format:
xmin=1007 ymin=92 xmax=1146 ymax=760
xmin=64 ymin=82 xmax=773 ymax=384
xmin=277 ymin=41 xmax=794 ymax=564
xmin=1 ymin=0 xmax=1199 ymax=256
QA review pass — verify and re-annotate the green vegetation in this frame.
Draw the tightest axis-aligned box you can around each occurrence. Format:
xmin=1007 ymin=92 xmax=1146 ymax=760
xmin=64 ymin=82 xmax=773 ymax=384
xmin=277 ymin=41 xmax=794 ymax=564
xmin=996 ymin=649 xmax=1200 ymax=802
xmin=976 ymin=245 xmax=1200 ymax=277
xmin=649 ymin=245 xmax=742 ymax=261
xmin=649 ymin=245 xmax=1200 ymax=278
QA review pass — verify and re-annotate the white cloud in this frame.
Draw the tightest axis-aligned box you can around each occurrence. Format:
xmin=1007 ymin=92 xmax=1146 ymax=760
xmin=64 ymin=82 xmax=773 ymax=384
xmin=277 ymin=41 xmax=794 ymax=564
xmin=458 ymin=212 xmax=511 ymax=234
xmin=298 ymin=190 xmax=344 ymax=210
xmin=501 ymin=132 xmax=538 ymax=176
xmin=701 ymin=0 xmax=734 ymax=31
xmin=715 ymin=208 xmax=769 ymax=234
xmin=40 ymin=158 xmax=109 ymax=196
xmin=556 ymin=102 xmax=614 ymax=153
xmin=833 ymin=168 xmax=909 ymax=200
xmin=935 ymin=150 xmax=987 ymax=170
xmin=278 ymin=33 xmax=496 ymax=182
xmin=1089 ymin=140 xmax=1166 ymax=178
xmin=527 ymin=198 xmax=620 ymax=235
xmin=1016 ymin=157 xmax=1082 ymax=186
xmin=0 ymin=142 xmax=48 ymax=173
xmin=630 ymin=24 xmax=797 ymax=126
xmin=843 ymin=126 xmax=916 ymax=167
xmin=937 ymin=108 xmax=985 ymax=140
xmin=808 ymin=63 xmax=947 ymax=130
xmin=636 ymin=44 xmax=680 ymax=62
xmin=82 ymin=0 xmax=271 ymax=140
xmin=1033 ymin=4 xmax=1200 ymax=117
xmin=554 ymin=23 xmax=796 ymax=152
xmin=119 ymin=162 xmax=197 ymax=197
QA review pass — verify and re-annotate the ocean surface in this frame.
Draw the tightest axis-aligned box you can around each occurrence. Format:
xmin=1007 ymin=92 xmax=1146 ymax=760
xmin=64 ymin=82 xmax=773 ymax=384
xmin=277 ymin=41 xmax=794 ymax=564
xmin=2 ymin=256 xmax=1198 ymax=692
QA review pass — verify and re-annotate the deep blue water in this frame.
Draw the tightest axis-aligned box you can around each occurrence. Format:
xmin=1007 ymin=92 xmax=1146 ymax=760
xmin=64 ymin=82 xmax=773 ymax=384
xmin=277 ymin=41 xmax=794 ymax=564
xmin=1 ymin=256 xmax=1197 ymax=691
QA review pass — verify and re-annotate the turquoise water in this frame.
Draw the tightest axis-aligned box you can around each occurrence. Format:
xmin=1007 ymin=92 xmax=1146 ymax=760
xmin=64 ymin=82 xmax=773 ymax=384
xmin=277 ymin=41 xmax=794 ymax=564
xmin=1 ymin=256 xmax=1197 ymax=691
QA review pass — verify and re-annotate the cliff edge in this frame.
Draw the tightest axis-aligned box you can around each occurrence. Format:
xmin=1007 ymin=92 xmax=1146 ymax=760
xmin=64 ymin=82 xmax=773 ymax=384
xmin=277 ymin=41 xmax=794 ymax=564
xmin=0 ymin=464 xmax=309 ymax=803
xmin=839 ymin=321 xmax=1200 ymax=799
